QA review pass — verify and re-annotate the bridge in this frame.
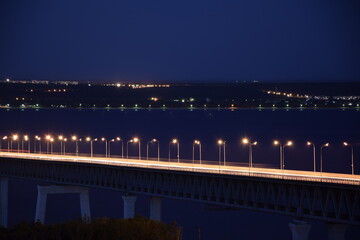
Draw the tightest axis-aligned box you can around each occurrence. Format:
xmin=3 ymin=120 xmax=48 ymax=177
xmin=0 ymin=151 xmax=359 ymax=240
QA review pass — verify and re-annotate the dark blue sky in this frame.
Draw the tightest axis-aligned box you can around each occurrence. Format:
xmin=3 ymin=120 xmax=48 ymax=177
xmin=0 ymin=0 xmax=359 ymax=82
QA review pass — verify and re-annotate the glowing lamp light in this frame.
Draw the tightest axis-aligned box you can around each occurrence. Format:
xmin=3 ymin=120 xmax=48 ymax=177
xmin=24 ymin=135 xmax=29 ymax=141
xmin=343 ymin=142 xmax=349 ymax=146
xmin=72 ymin=136 xmax=77 ymax=141
xmin=133 ymin=137 xmax=139 ymax=143
xmin=58 ymin=135 xmax=63 ymax=140
xmin=273 ymin=140 xmax=279 ymax=145
xmin=253 ymin=141 xmax=258 ymax=145
xmin=12 ymin=135 xmax=18 ymax=141
xmin=286 ymin=141 xmax=293 ymax=146
xmin=101 ymin=137 xmax=106 ymax=141
xmin=194 ymin=140 xmax=200 ymax=144
xmin=116 ymin=137 xmax=121 ymax=141
xmin=152 ymin=139 xmax=157 ymax=142
xmin=86 ymin=137 xmax=91 ymax=142
xmin=217 ymin=139 xmax=224 ymax=145
xmin=172 ymin=139 xmax=178 ymax=144
xmin=242 ymin=138 xmax=249 ymax=144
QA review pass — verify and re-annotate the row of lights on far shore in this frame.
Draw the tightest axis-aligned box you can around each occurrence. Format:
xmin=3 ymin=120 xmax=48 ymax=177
xmin=0 ymin=135 xmax=357 ymax=175
xmin=2 ymin=103 xmax=360 ymax=108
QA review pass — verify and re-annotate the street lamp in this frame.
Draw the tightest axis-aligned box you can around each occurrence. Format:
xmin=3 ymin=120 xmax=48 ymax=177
xmin=63 ymin=138 xmax=67 ymax=155
xmin=283 ymin=141 xmax=293 ymax=169
xmin=147 ymin=139 xmax=159 ymax=161
xmin=11 ymin=134 xmax=19 ymax=152
xmin=307 ymin=141 xmax=316 ymax=172
xmin=45 ymin=135 xmax=51 ymax=154
xmin=274 ymin=140 xmax=292 ymax=170
xmin=23 ymin=135 xmax=30 ymax=153
xmin=1 ymin=136 xmax=9 ymax=152
xmin=217 ymin=139 xmax=226 ymax=166
xmin=109 ymin=137 xmax=123 ymax=158
xmin=86 ymin=137 xmax=97 ymax=158
xmin=50 ymin=138 xmax=54 ymax=154
xmin=192 ymin=140 xmax=202 ymax=164
xmin=343 ymin=142 xmax=354 ymax=175
xmin=320 ymin=143 xmax=330 ymax=173
xmin=72 ymin=135 xmax=79 ymax=156
xmin=169 ymin=138 xmax=180 ymax=162
xmin=127 ymin=137 xmax=141 ymax=160
xmin=101 ymin=138 xmax=108 ymax=158
xmin=58 ymin=135 xmax=64 ymax=155
xmin=34 ymin=136 xmax=41 ymax=153
xmin=242 ymin=138 xmax=257 ymax=168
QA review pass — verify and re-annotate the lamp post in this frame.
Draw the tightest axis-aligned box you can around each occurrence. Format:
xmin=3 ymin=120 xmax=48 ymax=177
xmin=320 ymin=143 xmax=330 ymax=173
xmin=109 ymin=137 xmax=123 ymax=158
xmin=307 ymin=141 xmax=316 ymax=172
xmin=34 ymin=136 xmax=41 ymax=153
xmin=24 ymin=135 xmax=30 ymax=153
xmin=58 ymin=135 xmax=64 ymax=155
xmin=217 ymin=139 xmax=226 ymax=166
xmin=192 ymin=140 xmax=202 ymax=164
xmin=1 ymin=136 xmax=8 ymax=152
xmin=168 ymin=138 xmax=179 ymax=162
xmin=63 ymin=138 xmax=67 ymax=155
xmin=101 ymin=138 xmax=108 ymax=158
xmin=126 ymin=139 xmax=133 ymax=158
xmin=72 ymin=136 xmax=79 ymax=156
xmin=273 ymin=140 xmax=283 ymax=169
xmin=11 ymin=134 xmax=19 ymax=152
xmin=116 ymin=137 xmax=124 ymax=158
xmin=343 ymin=142 xmax=354 ymax=175
xmin=127 ymin=138 xmax=140 ymax=159
xmin=45 ymin=135 xmax=51 ymax=154
xmin=283 ymin=141 xmax=293 ymax=170
xmin=50 ymin=138 xmax=54 ymax=154
xmin=147 ymin=139 xmax=159 ymax=161
xmin=86 ymin=137 xmax=97 ymax=158
xmin=242 ymin=138 xmax=257 ymax=168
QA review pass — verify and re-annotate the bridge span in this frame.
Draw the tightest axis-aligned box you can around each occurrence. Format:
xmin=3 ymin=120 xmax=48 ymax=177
xmin=0 ymin=152 xmax=359 ymax=239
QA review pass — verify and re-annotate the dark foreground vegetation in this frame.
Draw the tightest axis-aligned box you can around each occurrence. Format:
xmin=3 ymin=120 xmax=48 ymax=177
xmin=0 ymin=216 xmax=182 ymax=240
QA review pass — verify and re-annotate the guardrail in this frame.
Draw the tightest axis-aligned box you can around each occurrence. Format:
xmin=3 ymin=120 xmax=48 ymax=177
xmin=0 ymin=152 xmax=359 ymax=186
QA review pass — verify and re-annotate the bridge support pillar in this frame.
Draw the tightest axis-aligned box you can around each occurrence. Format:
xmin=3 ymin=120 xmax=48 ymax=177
xmin=122 ymin=195 xmax=137 ymax=219
xmin=326 ymin=223 xmax=347 ymax=240
xmin=149 ymin=197 xmax=162 ymax=221
xmin=0 ymin=177 xmax=8 ymax=227
xmin=35 ymin=185 xmax=91 ymax=223
xmin=288 ymin=220 xmax=311 ymax=240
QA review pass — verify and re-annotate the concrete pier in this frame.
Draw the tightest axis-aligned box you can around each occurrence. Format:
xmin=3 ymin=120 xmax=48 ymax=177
xmin=0 ymin=177 xmax=8 ymax=227
xmin=149 ymin=197 xmax=162 ymax=221
xmin=35 ymin=185 xmax=91 ymax=223
xmin=122 ymin=195 xmax=137 ymax=219
xmin=288 ymin=220 xmax=311 ymax=240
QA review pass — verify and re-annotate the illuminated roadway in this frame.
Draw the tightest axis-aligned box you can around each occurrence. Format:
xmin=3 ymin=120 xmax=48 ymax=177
xmin=0 ymin=151 xmax=359 ymax=186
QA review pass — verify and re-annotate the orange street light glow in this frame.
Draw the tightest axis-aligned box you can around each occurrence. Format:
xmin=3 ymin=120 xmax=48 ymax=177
xmin=273 ymin=140 xmax=279 ymax=145
xmin=133 ymin=137 xmax=139 ymax=143
xmin=242 ymin=138 xmax=249 ymax=144
xmin=172 ymin=139 xmax=178 ymax=144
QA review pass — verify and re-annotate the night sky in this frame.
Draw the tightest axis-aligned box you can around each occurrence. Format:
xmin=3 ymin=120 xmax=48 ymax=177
xmin=0 ymin=0 xmax=359 ymax=82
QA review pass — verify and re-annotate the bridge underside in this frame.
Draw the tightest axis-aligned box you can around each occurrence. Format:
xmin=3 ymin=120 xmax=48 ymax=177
xmin=0 ymin=157 xmax=359 ymax=226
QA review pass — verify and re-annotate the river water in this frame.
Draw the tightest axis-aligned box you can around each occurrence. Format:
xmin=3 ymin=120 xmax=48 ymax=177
xmin=0 ymin=108 xmax=359 ymax=239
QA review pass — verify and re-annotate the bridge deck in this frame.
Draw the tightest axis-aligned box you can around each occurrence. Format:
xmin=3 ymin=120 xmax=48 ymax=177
xmin=0 ymin=152 xmax=359 ymax=186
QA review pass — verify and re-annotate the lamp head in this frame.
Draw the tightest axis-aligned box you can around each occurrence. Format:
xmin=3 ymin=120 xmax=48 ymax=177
xmin=242 ymin=138 xmax=249 ymax=145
